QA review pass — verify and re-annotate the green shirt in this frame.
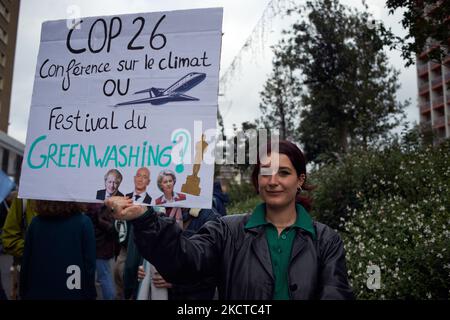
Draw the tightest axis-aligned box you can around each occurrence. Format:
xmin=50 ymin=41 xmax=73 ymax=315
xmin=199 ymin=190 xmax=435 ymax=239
xmin=245 ymin=203 xmax=316 ymax=300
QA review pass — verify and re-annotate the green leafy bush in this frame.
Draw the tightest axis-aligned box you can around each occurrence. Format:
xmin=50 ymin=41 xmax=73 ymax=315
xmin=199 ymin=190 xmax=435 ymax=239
xmin=343 ymin=194 xmax=449 ymax=299
xmin=310 ymin=138 xmax=450 ymax=230
xmin=227 ymin=196 xmax=261 ymax=215
xmin=338 ymin=140 xmax=450 ymax=299
xmin=227 ymin=181 xmax=258 ymax=210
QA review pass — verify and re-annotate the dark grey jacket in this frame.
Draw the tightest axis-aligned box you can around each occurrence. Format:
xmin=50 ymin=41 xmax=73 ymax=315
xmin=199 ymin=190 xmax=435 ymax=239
xmin=132 ymin=210 xmax=354 ymax=300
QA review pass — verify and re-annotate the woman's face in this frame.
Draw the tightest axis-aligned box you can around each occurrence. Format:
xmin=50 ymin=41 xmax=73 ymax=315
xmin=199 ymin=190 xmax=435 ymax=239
xmin=258 ymin=152 xmax=304 ymax=209
xmin=161 ymin=175 xmax=174 ymax=195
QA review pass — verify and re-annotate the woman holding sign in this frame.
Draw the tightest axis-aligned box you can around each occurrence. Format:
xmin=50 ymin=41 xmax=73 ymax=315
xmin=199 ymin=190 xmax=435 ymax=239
xmin=106 ymin=140 xmax=354 ymax=300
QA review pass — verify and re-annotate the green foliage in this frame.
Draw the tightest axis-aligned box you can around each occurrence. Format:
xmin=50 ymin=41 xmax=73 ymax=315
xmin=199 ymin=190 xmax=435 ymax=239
xmin=310 ymin=128 xmax=448 ymax=229
xmin=226 ymin=181 xmax=261 ymax=215
xmin=310 ymin=133 xmax=450 ymax=299
xmin=384 ymin=0 xmax=450 ymax=67
xmin=227 ymin=181 xmax=257 ymax=205
xmin=343 ymin=194 xmax=450 ymax=299
xmin=227 ymin=196 xmax=262 ymax=215
xmin=310 ymin=144 xmax=398 ymax=229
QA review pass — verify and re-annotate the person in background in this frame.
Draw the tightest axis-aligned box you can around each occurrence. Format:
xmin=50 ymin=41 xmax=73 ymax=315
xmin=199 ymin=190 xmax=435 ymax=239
xmin=0 ymin=191 xmax=15 ymax=300
xmin=0 ymin=190 xmax=16 ymax=250
xmin=112 ymin=166 xmax=153 ymax=299
xmin=20 ymin=200 xmax=96 ymax=300
xmin=123 ymin=207 xmax=220 ymax=300
xmin=86 ymin=203 xmax=118 ymax=300
xmin=107 ymin=140 xmax=354 ymax=300
xmin=1 ymin=195 xmax=37 ymax=299
xmin=212 ymin=181 xmax=229 ymax=216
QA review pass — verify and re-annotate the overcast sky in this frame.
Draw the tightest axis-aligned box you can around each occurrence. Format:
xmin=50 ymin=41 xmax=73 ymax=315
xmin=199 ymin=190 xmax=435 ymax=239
xmin=8 ymin=0 xmax=417 ymax=143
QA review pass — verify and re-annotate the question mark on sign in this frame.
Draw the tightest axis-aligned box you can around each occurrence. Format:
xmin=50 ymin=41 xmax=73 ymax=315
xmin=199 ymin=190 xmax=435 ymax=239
xmin=171 ymin=129 xmax=190 ymax=173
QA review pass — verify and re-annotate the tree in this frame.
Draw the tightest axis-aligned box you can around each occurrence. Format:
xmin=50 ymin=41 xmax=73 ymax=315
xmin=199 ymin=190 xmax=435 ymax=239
xmin=230 ymin=121 xmax=259 ymax=177
xmin=259 ymin=47 xmax=302 ymax=141
xmin=384 ymin=0 xmax=450 ymax=67
xmin=279 ymin=0 xmax=407 ymax=163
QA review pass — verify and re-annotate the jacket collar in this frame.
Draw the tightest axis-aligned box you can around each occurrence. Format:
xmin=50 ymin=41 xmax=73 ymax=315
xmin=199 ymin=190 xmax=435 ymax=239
xmin=244 ymin=203 xmax=317 ymax=240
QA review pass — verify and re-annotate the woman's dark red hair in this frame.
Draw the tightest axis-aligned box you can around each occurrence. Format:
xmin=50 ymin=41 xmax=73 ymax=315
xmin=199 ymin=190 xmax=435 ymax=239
xmin=251 ymin=140 xmax=314 ymax=211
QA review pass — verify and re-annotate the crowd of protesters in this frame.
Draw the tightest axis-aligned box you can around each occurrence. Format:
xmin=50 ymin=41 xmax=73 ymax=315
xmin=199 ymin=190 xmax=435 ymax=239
xmin=0 ymin=179 xmax=229 ymax=300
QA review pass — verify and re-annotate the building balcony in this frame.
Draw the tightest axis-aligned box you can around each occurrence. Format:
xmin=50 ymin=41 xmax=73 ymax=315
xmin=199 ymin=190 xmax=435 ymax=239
xmin=433 ymin=115 xmax=446 ymax=128
xmin=432 ymin=96 xmax=444 ymax=108
xmin=445 ymin=72 xmax=450 ymax=83
xmin=419 ymin=44 xmax=440 ymax=59
xmin=417 ymin=64 xmax=428 ymax=76
xmin=431 ymin=76 xmax=443 ymax=89
xmin=419 ymin=83 xmax=430 ymax=95
xmin=419 ymin=103 xmax=431 ymax=114
xmin=430 ymin=61 xmax=441 ymax=71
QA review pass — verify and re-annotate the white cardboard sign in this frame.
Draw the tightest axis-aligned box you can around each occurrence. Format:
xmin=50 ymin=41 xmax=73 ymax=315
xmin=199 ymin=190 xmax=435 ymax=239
xmin=19 ymin=8 xmax=223 ymax=209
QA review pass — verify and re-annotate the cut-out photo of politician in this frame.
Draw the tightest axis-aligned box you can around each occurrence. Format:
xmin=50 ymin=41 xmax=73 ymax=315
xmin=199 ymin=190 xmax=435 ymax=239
xmin=155 ymin=169 xmax=186 ymax=205
xmin=126 ymin=167 xmax=152 ymax=205
xmin=96 ymin=169 xmax=124 ymax=200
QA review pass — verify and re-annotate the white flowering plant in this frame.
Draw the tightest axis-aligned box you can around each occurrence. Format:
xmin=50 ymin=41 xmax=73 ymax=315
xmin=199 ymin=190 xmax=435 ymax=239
xmin=310 ymin=133 xmax=449 ymax=299
xmin=343 ymin=195 xmax=449 ymax=299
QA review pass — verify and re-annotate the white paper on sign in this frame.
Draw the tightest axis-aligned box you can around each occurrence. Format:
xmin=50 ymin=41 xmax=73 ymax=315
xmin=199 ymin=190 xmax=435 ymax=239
xmin=19 ymin=8 xmax=223 ymax=209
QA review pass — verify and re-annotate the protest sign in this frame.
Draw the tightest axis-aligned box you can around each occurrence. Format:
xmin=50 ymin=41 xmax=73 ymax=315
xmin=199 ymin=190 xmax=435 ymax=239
xmin=19 ymin=8 xmax=223 ymax=208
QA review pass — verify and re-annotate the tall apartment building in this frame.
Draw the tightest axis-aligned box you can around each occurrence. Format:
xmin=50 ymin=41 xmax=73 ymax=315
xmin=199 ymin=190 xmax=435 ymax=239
xmin=0 ymin=0 xmax=22 ymax=184
xmin=416 ymin=2 xmax=450 ymax=144
xmin=417 ymin=50 xmax=450 ymax=144
xmin=0 ymin=0 xmax=19 ymax=133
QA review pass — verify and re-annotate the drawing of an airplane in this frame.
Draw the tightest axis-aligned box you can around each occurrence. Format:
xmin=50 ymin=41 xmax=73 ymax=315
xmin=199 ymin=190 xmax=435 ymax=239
xmin=115 ymin=72 xmax=206 ymax=106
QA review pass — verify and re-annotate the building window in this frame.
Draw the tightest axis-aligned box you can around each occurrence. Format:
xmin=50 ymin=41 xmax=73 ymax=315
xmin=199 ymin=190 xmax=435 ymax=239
xmin=0 ymin=75 xmax=3 ymax=90
xmin=0 ymin=52 xmax=5 ymax=66
xmin=0 ymin=26 xmax=7 ymax=44
xmin=0 ymin=1 xmax=9 ymax=22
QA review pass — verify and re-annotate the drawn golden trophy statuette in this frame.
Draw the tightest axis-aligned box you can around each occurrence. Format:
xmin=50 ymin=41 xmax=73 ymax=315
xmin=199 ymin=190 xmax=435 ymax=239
xmin=181 ymin=134 xmax=208 ymax=196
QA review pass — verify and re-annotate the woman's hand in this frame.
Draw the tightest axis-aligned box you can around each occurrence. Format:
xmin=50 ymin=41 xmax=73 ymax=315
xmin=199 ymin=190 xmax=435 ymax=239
xmin=137 ymin=265 xmax=172 ymax=288
xmin=105 ymin=196 xmax=146 ymax=220
xmin=137 ymin=265 xmax=146 ymax=281
xmin=152 ymin=271 xmax=173 ymax=289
